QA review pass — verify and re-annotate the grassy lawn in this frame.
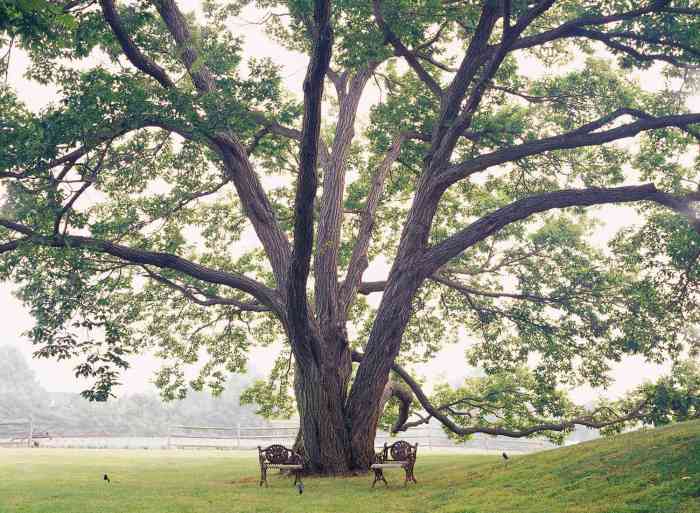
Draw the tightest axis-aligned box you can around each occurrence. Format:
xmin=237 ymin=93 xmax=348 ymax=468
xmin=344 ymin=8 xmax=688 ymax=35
xmin=0 ymin=420 xmax=698 ymax=513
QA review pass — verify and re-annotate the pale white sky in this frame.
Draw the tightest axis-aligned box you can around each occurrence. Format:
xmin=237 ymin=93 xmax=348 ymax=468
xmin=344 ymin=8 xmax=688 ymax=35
xmin=1 ymin=2 xmax=695 ymax=404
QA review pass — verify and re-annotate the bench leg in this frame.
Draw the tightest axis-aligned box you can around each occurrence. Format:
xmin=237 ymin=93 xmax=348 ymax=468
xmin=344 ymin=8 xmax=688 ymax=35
xmin=260 ymin=465 xmax=268 ymax=487
xmin=404 ymin=464 xmax=417 ymax=486
xmin=371 ymin=468 xmax=388 ymax=488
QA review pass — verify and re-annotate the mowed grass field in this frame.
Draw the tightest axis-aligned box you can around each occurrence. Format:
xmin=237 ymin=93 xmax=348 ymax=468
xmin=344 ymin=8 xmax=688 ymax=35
xmin=0 ymin=420 xmax=698 ymax=513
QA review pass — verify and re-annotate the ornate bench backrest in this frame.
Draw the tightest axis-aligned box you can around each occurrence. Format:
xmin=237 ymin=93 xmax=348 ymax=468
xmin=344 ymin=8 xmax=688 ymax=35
xmin=378 ymin=440 xmax=418 ymax=463
xmin=258 ymin=444 xmax=302 ymax=465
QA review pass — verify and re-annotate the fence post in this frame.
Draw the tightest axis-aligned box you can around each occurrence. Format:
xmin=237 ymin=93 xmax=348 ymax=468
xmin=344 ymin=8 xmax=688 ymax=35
xmin=427 ymin=425 xmax=432 ymax=450
xmin=28 ymin=417 xmax=34 ymax=448
xmin=236 ymin=423 xmax=241 ymax=448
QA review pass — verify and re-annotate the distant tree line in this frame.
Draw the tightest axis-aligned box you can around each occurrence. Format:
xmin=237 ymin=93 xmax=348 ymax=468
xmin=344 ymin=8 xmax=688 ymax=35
xmin=0 ymin=345 xmax=265 ymax=436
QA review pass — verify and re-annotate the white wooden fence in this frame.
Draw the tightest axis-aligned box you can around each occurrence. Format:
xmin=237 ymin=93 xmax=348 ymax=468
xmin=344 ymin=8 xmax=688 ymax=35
xmin=167 ymin=422 xmax=554 ymax=453
xmin=0 ymin=418 xmax=33 ymax=447
xmin=0 ymin=419 xmax=555 ymax=453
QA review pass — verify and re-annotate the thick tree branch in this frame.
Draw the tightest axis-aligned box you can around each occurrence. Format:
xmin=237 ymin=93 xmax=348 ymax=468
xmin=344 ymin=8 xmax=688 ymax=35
xmin=315 ymin=66 xmax=374 ymax=331
xmin=371 ymin=0 xmax=443 ymax=97
xmin=107 ymin=0 xmax=324 ymax=165
xmin=502 ymin=0 xmax=511 ymax=38
xmin=0 ymin=219 xmax=283 ymax=314
xmin=0 ymin=238 xmax=25 ymax=254
xmin=6 ymin=117 xmax=292 ymax=293
xmin=353 ymin=350 xmax=649 ymax=437
xmin=209 ymin=132 xmax=292 ymax=288
xmin=423 ymin=184 xmax=700 ymax=275
xmin=441 ymin=111 xmax=700 ymax=185
xmin=356 ymin=280 xmax=387 ymax=295
xmin=507 ymin=1 xmax=679 ymax=56
xmin=287 ymin=0 xmax=333 ymax=366
xmin=376 ymin=375 xmax=414 ymax=434
xmin=428 ymin=3 xmax=499 ymax=166
xmin=154 ymin=0 xmax=215 ymax=93
xmin=340 ymin=131 xmax=411 ymax=311
xmin=326 ymin=67 xmax=348 ymax=99
xmin=99 ymin=0 xmax=175 ymax=88
xmin=140 ymin=266 xmax=270 ymax=312
xmin=143 ymin=1 xmax=292 ymax=287
xmin=431 ymin=1 xmax=556 ymax=170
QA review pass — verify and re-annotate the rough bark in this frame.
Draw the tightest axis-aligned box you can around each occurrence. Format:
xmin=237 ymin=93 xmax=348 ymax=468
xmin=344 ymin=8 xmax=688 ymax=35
xmin=315 ymin=68 xmax=373 ymax=334
xmin=294 ymin=354 xmax=352 ymax=474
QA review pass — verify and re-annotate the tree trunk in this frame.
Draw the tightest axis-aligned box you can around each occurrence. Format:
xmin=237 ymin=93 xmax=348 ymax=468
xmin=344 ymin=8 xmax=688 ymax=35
xmin=294 ymin=342 xmax=357 ymax=474
xmin=293 ymin=337 xmax=419 ymax=473
xmin=346 ymin=266 xmax=426 ymax=468
xmin=346 ymin=183 xmax=442 ymax=468
xmin=292 ymin=280 xmax=425 ymax=473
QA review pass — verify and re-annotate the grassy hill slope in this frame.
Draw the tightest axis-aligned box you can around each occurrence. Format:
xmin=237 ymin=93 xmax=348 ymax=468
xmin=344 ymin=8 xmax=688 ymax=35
xmin=0 ymin=420 xmax=698 ymax=513
xmin=438 ymin=419 xmax=700 ymax=513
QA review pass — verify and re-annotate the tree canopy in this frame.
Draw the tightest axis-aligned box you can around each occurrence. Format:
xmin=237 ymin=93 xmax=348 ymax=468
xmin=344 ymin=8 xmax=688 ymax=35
xmin=1 ymin=0 xmax=700 ymax=472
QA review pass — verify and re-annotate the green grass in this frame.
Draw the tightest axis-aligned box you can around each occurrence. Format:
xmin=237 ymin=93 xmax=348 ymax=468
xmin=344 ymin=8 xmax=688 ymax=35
xmin=1 ymin=420 xmax=698 ymax=513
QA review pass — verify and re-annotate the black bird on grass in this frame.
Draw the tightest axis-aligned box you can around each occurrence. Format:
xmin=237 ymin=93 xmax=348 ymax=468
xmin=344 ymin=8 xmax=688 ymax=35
xmin=103 ymin=474 xmax=110 ymax=483
xmin=502 ymin=452 xmax=509 ymax=465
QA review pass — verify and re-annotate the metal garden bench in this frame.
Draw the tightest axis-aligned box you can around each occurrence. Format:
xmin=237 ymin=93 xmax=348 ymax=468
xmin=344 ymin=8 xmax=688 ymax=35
xmin=370 ymin=440 xmax=418 ymax=488
xmin=257 ymin=444 xmax=304 ymax=487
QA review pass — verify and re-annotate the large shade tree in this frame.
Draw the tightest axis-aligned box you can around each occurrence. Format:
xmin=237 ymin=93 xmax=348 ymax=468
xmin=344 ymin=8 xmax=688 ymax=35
xmin=1 ymin=0 xmax=700 ymax=473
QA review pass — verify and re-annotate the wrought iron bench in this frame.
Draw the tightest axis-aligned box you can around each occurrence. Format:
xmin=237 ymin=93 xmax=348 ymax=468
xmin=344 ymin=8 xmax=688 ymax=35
xmin=257 ymin=444 xmax=303 ymax=487
xmin=370 ymin=440 xmax=418 ymax=487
